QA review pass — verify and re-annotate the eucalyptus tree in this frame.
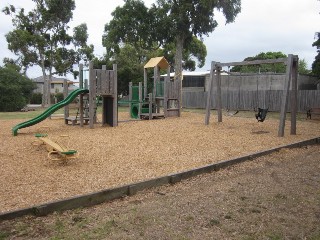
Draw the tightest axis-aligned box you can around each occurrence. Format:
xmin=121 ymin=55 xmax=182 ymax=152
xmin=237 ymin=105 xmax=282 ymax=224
xmin=3 ymin=0 xmax=93 ymax=106
xmin=103 ymin=0 xmax=241 ymax=82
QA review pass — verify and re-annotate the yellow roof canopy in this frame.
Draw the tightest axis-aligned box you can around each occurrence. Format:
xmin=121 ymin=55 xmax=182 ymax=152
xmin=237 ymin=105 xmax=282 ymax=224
xmin=144 ymin=56 xmax=169 ymax=69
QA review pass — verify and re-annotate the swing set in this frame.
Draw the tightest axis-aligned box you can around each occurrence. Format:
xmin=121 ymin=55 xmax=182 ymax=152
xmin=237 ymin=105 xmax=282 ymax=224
xmin=205 ymin=54 xmax=299 ymax=137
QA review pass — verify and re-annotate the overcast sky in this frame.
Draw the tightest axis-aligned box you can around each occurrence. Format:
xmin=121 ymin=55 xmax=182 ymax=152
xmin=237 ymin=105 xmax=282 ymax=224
xmin=0 ymin=0 xmax=319 ymax=78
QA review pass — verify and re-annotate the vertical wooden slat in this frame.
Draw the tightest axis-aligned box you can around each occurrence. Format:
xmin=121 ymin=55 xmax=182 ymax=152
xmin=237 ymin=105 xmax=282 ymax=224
xmin=109 ymin=71 xmax=113 ymax=95
xmin=148 ymin=93 xmax=152 ymax=120
xmin=113 ymin=64 xmax=118 ymax=127
xmin=89 ymin=62 xmax=95 ymax=128
xmin=163 ymin=68 xmax=169 ymax=117
xmin=138 ymin=82 xmax=142 ymax=118
xmin=95 ymin=70 xmax=101 ymax=96
xmin=144 ymin=69 xmax=147 ymax=100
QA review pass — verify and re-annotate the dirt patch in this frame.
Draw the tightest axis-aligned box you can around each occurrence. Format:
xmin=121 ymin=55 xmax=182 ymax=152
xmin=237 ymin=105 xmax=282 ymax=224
xmin=0 ymin=144 xmax=319 ymax=239
xmin=0 ymin=111 xmax=319 ymax=214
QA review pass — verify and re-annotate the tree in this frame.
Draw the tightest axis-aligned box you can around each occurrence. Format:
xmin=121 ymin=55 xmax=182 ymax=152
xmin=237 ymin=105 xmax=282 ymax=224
xmin=312 ymin=32 xmax=320 ymax=78
xmin=103 ymin=0 xmax=240 ymax=81
xmin=298 ymin=59 xmax=311 ymax=75
xmin=0 ymin=66 xmax=36 ymax=112
xmin=3 ymin=1 xmax=93 ymax=106
xmin=231 ymin=52 xmax=310 ymax=74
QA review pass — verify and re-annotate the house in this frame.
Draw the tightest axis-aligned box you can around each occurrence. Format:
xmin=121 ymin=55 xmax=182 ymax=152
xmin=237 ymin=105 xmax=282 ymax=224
xmin=32 ymin=76 xmax=78 ymax=94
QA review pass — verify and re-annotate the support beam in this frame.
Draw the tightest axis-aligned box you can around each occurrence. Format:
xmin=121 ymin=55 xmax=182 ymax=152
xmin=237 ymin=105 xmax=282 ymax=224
xmin=113 ymin=65 xmax=118 ymax=128
xmin=205 ymin=61 xmax=216 ymax=125
xmin=216 ymin=65 xmax=222 ymax=122
xmin=89 ymin=61 xmax=95 ymax=129
xmin=143 ymin=69 xmax=147 ymax=100
xmin=278 ymin=54 xmax=293 ymax=137
xmin=63 ymin=79 xmax=69 ymax=121
xmin=79 ymin=64 xmax=84 ymax=127
xmin=290 ymin=56 xmax=298 ymax=135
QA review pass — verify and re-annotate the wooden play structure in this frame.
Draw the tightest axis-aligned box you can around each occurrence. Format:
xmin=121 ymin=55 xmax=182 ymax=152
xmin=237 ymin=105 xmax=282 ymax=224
xmin=64 ymin=63 xmax=118 ymax=128
xmin=205 ymin=54 xmax=299 ymax=137
xmin=33 ymin=134 xmax=78 ymax=161
xmin=127 ymin=56 xmax=181 ymax=119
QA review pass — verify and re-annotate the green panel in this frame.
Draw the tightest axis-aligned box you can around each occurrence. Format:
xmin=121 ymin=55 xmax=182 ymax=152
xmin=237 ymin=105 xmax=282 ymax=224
xmin=156 ymin=81 xmax=164 ymax=97
xmin=131 ymin=86 xmax=140 ymax=101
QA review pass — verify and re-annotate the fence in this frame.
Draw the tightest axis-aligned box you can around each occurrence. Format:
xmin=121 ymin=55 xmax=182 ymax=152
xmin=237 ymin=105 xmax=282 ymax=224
xmin=182 ymin=90 xmax=320 ymax=112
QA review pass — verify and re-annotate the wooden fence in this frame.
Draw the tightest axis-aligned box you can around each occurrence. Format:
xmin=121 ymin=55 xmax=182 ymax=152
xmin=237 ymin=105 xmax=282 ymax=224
xmin=182 ymin=90 xmax=320 ymax=112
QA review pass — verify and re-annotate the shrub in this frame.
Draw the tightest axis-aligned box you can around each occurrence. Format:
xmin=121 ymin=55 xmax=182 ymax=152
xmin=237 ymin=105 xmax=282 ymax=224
xmin=30 ymin=93 xmax=42 ymax=104
xmin=0 ymin=67 xmax=36 ymax=111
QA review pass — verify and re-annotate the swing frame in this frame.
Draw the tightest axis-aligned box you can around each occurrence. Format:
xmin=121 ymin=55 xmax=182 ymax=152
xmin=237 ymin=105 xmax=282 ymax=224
xmin=205 ymin=54 xmax=299 ymax=137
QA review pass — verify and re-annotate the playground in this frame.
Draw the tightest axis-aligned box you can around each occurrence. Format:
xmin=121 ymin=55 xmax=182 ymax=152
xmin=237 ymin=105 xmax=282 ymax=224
xmin=1 ymin=56 xmax=319 ymax=217
xmin=1 ymin=109 xmax=320 ymax=214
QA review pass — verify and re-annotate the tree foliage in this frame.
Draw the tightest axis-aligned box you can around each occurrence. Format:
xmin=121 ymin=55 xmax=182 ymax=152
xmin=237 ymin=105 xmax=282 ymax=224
xmin=3 ymin=1 xmax=94 ymax=105
xmin=312 ymin=32 xmax=320 ymax=78
xmin=103 ymin=0 xmax=241 ymax=79
xmin=231 ymin=52 xmax=287 ymax=73
xmin=231 ymin=52 xmax=310 ymax=74
xmin=0 ymin=66 xmax=36 ymax=112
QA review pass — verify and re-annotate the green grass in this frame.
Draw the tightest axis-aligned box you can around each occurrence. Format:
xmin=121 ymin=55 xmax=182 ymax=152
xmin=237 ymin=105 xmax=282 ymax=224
xmin=0 ymin=106 xmax=129 ymax=120
xmin=0 ymin=105 xmax=307 ymax=121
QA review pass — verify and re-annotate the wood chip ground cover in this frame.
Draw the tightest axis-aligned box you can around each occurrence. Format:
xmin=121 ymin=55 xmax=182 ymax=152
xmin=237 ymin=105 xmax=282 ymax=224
xmin=0 ymin=111 xmax=319 ymax=213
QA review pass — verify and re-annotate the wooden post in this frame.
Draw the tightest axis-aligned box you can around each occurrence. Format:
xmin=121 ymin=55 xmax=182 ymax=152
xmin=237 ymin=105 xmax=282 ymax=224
xmin=163 ymin=68 xmax=169 ymax=117
xmin=278 ymin=54 xmax=293 ymax=137
xmin=112 ymin=64 xmax=118 ymax=127
xmin=138 ymin=82 xmax=142 ymax=118
xmin=144 ymin=68 xmax=147 ymax=100
xmin=79 ymin=64 xmax=84 ymax=127
xmin=63 ymin=79 xmax=69 ymax=121
xmin=205 ymin=61 xmax=216 ymax=125
xmin=129 ymin=82 xmax=132 ymax=118
xmin=290 ymin=56 xmax=298 ymax=135
xmin=153 ymin=66 xmax=158 ymax=103
xmin=89 ymin=61 xmax=95 ymax=129
xmin=216 ymin=64 xmax=222 ymax=122
xmin=101 ymin=65 xmax=107 ymax=125
xmin=148 ymin=93 xmax=153 ymax=120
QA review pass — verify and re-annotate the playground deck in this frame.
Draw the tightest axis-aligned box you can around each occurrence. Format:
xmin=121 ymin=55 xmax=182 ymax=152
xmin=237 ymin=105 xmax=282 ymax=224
xmin=0 ymin=111 xmax=319 ymax=214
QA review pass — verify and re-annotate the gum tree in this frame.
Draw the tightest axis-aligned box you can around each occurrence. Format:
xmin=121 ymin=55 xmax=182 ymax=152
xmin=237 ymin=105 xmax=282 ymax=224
xmin=103 ymin=0 xmax=241 ymax=82
xmin=3 ymin=0 xmax=93 ymax=106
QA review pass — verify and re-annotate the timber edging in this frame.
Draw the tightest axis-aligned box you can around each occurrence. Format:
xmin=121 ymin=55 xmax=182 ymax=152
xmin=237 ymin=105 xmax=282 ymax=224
xmin=1 ymin=137 xmax=319 ymax=221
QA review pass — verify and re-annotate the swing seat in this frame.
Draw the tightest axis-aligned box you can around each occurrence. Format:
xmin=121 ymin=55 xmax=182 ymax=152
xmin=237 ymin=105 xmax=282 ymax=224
xmin=255 ymin=108 xmax=268 ymax=122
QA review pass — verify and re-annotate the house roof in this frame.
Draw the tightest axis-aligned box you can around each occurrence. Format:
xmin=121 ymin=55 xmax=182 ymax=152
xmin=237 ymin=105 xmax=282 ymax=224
xmin=144 ymin=56 xmax=169 ymax=69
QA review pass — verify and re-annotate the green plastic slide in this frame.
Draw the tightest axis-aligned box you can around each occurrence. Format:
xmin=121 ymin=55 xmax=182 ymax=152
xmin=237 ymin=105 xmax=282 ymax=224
xmin=12 ymin=89 xmax=89 ymax=136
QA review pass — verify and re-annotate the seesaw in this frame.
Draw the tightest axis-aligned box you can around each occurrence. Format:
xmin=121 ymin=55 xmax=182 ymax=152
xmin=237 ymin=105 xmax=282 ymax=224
xmin=32 ymin=133 xmax=79 ymax=161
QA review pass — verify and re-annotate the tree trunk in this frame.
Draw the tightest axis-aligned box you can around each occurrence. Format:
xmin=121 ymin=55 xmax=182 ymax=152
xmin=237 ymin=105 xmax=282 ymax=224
xmin=40 ymin=55 xmax=48 ymax=107
xmin=174 ymin=34 xmax=184 ymax=110
xmin=174 ymin=34 xmax=184 ymax=81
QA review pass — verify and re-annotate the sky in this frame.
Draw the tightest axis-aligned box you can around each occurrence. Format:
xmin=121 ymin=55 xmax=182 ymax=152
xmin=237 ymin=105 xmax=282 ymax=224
xmin=0 ymin=0 xmax=319 ymax=79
